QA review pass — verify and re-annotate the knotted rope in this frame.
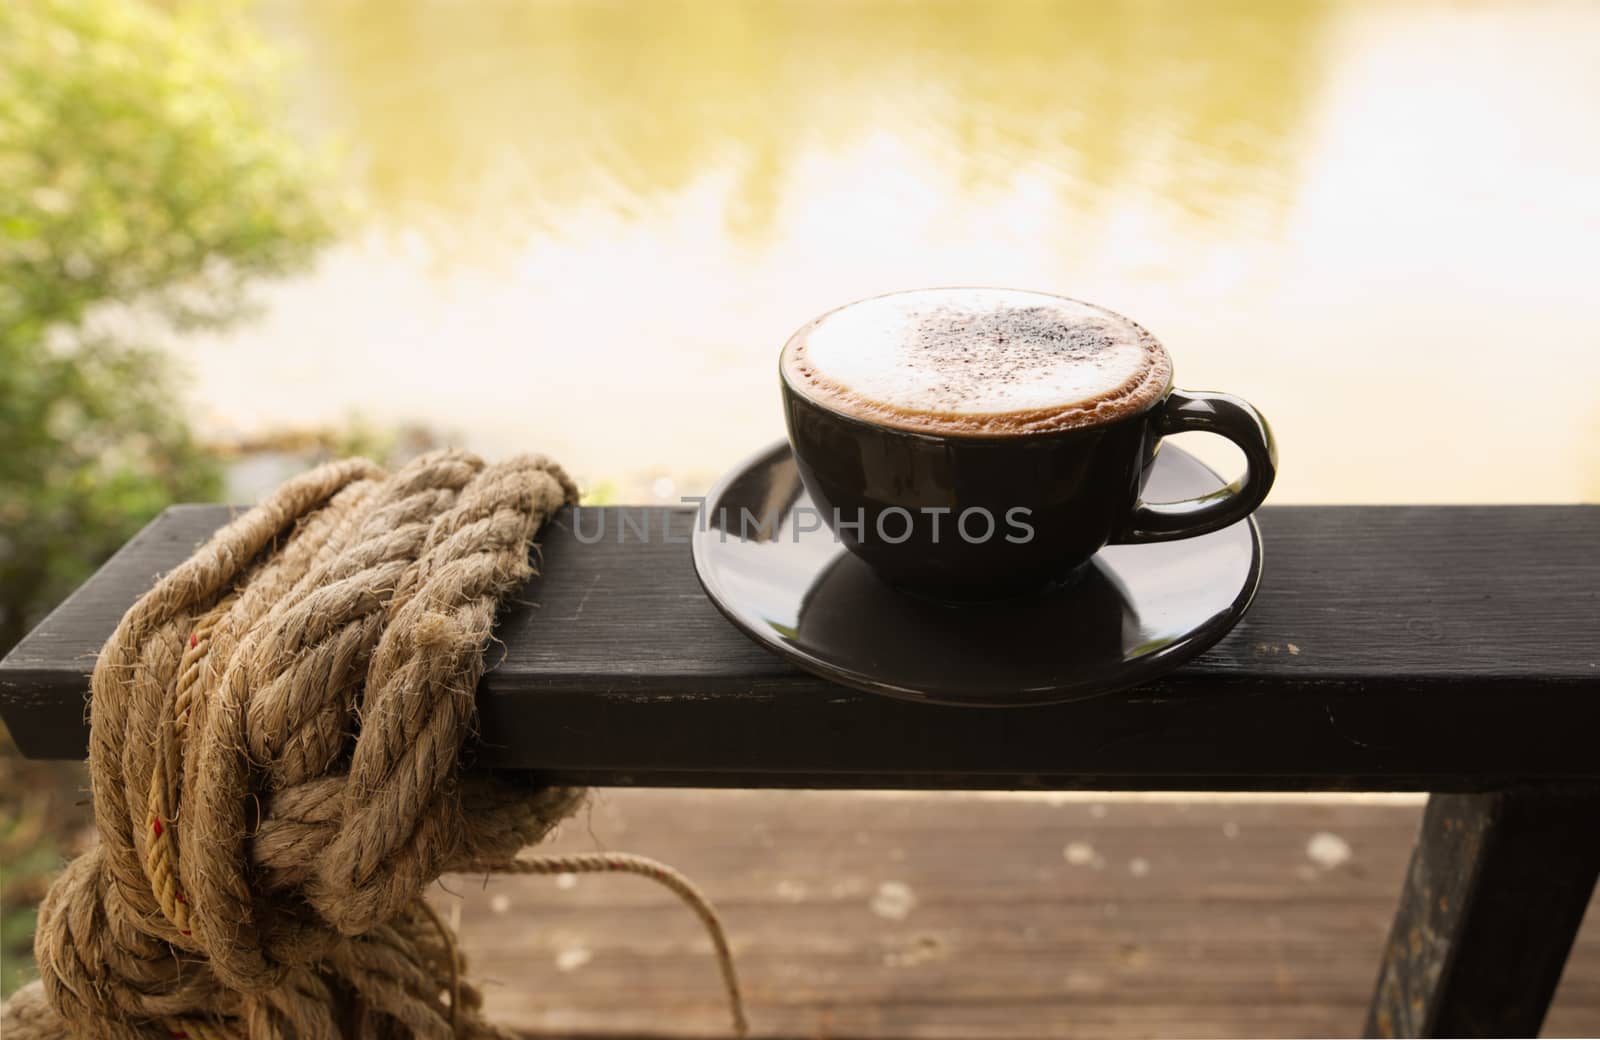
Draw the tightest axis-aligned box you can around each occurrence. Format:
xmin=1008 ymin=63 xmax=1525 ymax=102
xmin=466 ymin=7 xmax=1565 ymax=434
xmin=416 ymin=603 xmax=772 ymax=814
xmin=1 ymin=451 xmax=746 ymax=1039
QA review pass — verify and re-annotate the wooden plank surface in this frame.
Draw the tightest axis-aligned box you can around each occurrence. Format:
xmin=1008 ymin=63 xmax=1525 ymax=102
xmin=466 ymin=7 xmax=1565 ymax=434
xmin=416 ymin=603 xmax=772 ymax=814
xmin=3 ymin=504 xmax=1599 ymax=788
xmin=426 ymin=790 xmax=1600 ymax=1038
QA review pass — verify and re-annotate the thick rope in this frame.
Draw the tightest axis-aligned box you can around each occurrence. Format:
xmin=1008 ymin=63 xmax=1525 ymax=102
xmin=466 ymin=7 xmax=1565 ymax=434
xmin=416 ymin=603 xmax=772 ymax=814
xmin=1 ymin=451 xmax=747 ymax=1039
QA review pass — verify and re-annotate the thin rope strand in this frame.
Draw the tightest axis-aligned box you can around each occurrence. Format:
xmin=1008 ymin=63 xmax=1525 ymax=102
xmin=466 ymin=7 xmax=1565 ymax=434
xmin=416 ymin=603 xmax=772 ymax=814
xmin=417 ymin=900 xmax=462 ymax=1038
xmin=507 ymin=852 xmax=749 ymax=1038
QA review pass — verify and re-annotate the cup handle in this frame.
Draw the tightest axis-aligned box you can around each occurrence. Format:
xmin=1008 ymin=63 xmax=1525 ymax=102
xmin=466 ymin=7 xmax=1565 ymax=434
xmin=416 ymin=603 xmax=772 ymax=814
xmin=1114 ymin=388 xmax=1278 ymax=544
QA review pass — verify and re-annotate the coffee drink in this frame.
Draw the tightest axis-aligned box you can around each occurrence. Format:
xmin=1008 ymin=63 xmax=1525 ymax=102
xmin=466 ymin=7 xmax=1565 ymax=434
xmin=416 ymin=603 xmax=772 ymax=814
xmin=779 ymin=287 xmax=1276 ymax=599
xmin=781 ymin=288 xmax=1173 ymax=437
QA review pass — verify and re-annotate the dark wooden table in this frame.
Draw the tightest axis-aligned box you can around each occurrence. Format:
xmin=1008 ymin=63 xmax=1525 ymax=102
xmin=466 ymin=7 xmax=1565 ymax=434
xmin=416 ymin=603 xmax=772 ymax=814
xmin=3 ymin=504 xmax=1598 ymax=1037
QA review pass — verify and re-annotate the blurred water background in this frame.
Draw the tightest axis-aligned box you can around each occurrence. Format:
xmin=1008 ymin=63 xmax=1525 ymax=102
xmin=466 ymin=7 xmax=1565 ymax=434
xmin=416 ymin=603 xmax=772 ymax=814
xmin=177 ymin=0 xmax=1600 ymax=504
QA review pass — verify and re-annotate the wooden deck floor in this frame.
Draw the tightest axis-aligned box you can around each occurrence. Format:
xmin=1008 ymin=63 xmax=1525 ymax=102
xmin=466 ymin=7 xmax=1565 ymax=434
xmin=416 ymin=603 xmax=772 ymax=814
xmin=434 ymin=791 xmax=1599 ymax=1038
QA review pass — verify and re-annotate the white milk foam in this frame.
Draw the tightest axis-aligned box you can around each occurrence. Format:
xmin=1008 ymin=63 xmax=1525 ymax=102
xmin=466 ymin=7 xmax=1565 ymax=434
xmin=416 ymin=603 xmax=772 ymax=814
xmin=782 ymin=289 xmax=1171 ymax=435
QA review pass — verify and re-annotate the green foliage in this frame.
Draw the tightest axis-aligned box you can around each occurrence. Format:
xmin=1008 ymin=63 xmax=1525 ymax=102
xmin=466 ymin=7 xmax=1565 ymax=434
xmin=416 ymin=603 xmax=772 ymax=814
xmin=580 ymin=480 xmax=620 ymax=507
xmin=0 ymin=0 xmax=332 ymax=336
xmin=0 ymin=340 xmax=221 ymax=653
xmin=0 ymin=0 xmax=333 ymax=653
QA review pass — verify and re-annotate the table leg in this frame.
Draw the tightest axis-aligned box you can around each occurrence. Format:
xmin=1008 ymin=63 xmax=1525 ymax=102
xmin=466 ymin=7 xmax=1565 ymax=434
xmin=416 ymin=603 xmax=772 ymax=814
xmin=1366 ymin=788 xmax=1600 ymax=1038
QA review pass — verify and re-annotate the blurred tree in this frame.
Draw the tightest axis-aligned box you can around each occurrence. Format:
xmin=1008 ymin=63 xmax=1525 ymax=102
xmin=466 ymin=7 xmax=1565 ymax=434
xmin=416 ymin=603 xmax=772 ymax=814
xmin=0 ymin=0 xmax=333 ymax=654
